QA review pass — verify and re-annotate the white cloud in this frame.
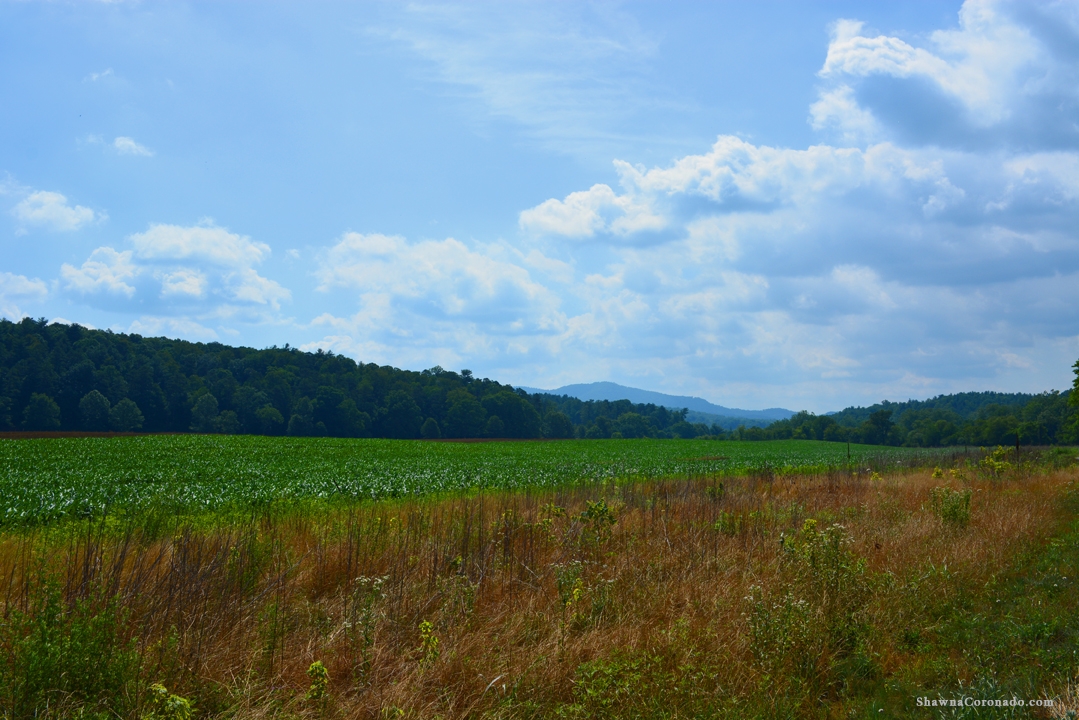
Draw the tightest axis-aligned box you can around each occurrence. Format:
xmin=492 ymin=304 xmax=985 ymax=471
xmin=113 ymin=136 xmax=154 ymax=156
xmin=519 ymin=183 xmax=664 ymax=238
xmin=158 ymin=268 xmax=207 ymax=298
xmin=61 ymin=247 xmax=138 ymax=297
xmin=63 ymin=222 xmax=290 ymax=313
xmin=317 ymin=232 xmax=560 ymax=326
xmin=130 ymin=222 xmax=270 ymax=266
xmin=12 ymin=190 xmax=100 ymax=232
xmin=0 ymin=272 xmax=48 ymax=319
xmin=819 ymin=5 xmax=1039 ymax=125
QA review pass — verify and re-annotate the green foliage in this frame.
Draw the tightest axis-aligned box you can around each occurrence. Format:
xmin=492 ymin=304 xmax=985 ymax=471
xmin=930 ymin=486 xmax=973 ymax=527
xmin=420 ymin=417 xmax=441 ymax=439
xmin=749 ymin=520 xmax=872 ymax=694
xmin=109 ymin=398 xmax=144 ymax=431
xmin=0 ymin=575 xmax=142 ymax=719
xmin=79 ymin=390 xmax=111 ymax=431
xmin=144 ymin=682 xmax=193 ymax=720
xmin=0 ymin=436 xmax=948 ymax=524
xmin=417 ymin=620 xmax=439 ymax=664
xmin=305 ymin=661 xmax=329 ymax=701
xmin=22 ymin=393 xmax=60 ymax=430
xmin=761 ymin=389 xmax=1077 ymax=447
xmin=189 ymin=393 xmax=219 ymax=433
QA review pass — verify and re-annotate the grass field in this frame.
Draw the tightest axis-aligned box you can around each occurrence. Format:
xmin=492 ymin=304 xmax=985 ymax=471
xmin=0 ymin=436 xmax=956 ymax=525
xmin=0 ymin=437 xmax=1076 ymax=719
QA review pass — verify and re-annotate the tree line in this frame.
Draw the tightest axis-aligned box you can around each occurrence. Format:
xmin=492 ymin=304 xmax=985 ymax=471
xmin=0 ymin=319 xmax=713 ymax=440
xmin=2 ymin=319 xmax=1076 ymax=445
xmin=737 ymin=388 xmax=1078 ymax=446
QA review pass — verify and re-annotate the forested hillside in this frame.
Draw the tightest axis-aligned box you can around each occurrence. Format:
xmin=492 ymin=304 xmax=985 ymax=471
xmin=2 ymin=318 xmax=1076 ymax=445
xmin=0 ymin=318 xmax=708 ymax=439
xmin=746 ymin=388 xmax=1078 ymax=446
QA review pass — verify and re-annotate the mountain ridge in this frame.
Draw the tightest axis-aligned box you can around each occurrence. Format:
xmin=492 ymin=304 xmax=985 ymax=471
xmin=516 ymin=381 xmax=794 ymax=421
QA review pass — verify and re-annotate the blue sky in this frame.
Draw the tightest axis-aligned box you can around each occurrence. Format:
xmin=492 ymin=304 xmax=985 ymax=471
xmin=2 ymin=0 xmax=1078 ymax=412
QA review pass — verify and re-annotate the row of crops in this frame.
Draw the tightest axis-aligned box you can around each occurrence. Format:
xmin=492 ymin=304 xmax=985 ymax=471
xmin=0 ymin=435 xmax=955 ymax=524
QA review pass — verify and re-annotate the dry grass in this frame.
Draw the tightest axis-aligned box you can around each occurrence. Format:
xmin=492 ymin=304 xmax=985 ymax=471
xmin=2 ymin=464 xmax=1077 ymax=719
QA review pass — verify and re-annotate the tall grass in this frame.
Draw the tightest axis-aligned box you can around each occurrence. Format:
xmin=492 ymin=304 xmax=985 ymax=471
xmin=0 ymin=456 xmax=1076 ymax=718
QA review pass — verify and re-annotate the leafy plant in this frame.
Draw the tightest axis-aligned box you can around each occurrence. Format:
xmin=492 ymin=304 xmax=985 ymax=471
xmin=930 ymin=486 xmax=972 ymax=528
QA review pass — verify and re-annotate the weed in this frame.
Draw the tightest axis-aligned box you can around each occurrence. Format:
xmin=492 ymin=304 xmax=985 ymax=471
xmin=306 ymin=660 xmax=329 ymax=701
xmin=144 ymin=683 xmax=193 ymax=720
xmin=418 ymin=621 xmax=440 ymax=665
xmin=930 ymin=487 xmax=972 ymax=528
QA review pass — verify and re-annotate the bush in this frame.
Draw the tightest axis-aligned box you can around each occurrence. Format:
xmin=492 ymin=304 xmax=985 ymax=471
xmin=109 ymin=398 xmax=144 ymax=431
xmin=79 ymin=390 xmax=112 ymax=431
xmin=930 ymin=486 xmax=972 ymax=528
xmin=0 ymin=576 xmax=142 ymax=718
xmin=21 ymin=393 xmax=60 ymax=430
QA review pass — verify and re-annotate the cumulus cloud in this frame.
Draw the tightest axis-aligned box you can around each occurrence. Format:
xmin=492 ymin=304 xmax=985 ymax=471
xmin=113 ymin=136 xmax=154 ymax=156
xmin=304 ymin=0 xmax=1079 ymax=409
xmin=61 ymin=247 xmax=138 ymax=297
xmin=130 ymin=222 xmax=270 ymax=267
xmin=12 ymin=190 xmax=100 ymax=232
xmin=814 ymin=0 xmax=1079 ymax=149
xmin=0 ymin=272 xmax=48 ymax=320
xmin=62 ymin=221 xmax=290 ymax=314
xmin=316 ymin=232 xmax=561 ymax=326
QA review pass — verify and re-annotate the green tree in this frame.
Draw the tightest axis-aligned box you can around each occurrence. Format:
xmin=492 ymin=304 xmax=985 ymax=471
xmin=255 ymin=405 xmax=285 ymax=434
xmin=22 ymin=393 xmax=61 ymax=430
xmin=613 ymin=412 xmax=652 ymax=439
xmin=443 ymin=390 xmax=487 ymax=438
xmin=287 ymin=396 xmax=315 ymax=436
xmin=79 ymin=390 xmax=112 ymax=431
xmin=380 ymin=390 xmax=423 ymax=439
xmin=190 ymin=393 xmax=220 ymax=433
xmin=213 ymin=410 xmax=241 ymax=434
xmin=109 ymin=398 xmax=144 ymax=431
xmin=480 ymin=391 xmax=542 ymax=438
xmin=543 ymin=410 xmax=575 ymax=439
xmin=421 ymin=417 xmax=441 ymax=439
xmin=485 ymin=415 xmax=505 ymax=437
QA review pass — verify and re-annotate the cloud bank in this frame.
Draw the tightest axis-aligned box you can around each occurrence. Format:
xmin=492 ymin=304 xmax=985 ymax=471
xmin=305 ymin=0 xmax=1079 ymax=409
xmin=60 ymin=222 xmax=290 ymax=335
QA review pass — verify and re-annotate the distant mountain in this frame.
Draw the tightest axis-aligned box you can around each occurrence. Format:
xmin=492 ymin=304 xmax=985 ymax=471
xmin=516 ymin=381 xmax=794 ymax=422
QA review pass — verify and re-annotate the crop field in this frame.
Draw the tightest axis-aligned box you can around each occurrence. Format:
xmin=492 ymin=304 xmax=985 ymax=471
xmin=0 ymin=435 xmax=956 ymax=524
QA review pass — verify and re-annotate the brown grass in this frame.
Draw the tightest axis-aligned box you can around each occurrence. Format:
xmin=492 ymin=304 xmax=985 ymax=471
xmin=2 ymin=465 xmax=1076 ymax=718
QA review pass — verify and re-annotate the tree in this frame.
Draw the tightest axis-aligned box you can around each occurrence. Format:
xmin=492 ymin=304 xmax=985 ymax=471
xmin=79 ymin=390 xmax=112 ymax=431
xmin=443 ymin=391 xmax=487 ymax=438
xmin=613 ymin=412 xmax=652 ymax=439
xmin=109 ymin=398 xmax=144 ymax=432
xmin=543 ymin=411 xmax=575 ymax=439
xmin=255 ymin=405 xmax=285 ymax=435
xmin=379 ymin=390 xmax=423 ymax=439
xmin=213 ymin=410 xmax=241 ymax=434
xmin=421 ymin=417 xmax=441 ymax=439
xmin=287 ymin=396 xmax=315 ymax=436
xmin=190 ymin=393 xmax=220 ymax=433
xmin=485 ymin=415 xmax=505 ymax=438
xmin=23 ymin=393 xmax=61 ymax=430
xmin=480 ymin=391 xmax=542 ymax=438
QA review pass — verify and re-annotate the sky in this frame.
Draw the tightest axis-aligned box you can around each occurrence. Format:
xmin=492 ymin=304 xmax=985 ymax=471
xmin=2 ymin=0 xmax=1078 ymax=413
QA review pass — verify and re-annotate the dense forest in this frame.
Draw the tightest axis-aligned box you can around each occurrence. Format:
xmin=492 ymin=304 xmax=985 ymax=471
xmin=0 ymin=318 xmax=705 ymax=440
xmin=1 ymin=318 xmax=1076 ymax=445
xmin=740 ymin=390 xmax=1078 ymax=447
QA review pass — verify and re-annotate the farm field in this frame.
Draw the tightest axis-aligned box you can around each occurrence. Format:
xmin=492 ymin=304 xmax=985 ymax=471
xmin=0 ymin=436 xmax=955 ymax=524
xmin=0 ymin=437 xmax=1076 ymax=719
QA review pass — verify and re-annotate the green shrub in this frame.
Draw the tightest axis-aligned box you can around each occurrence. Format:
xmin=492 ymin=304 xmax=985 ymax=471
xmin=0 ymin=575 xmax=142 ymax=719
xmin=930 ymin=487 xmax=972 ymax=528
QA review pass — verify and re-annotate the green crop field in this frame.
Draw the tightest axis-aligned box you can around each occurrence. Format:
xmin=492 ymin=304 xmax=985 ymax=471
xmin=0 ymin=435 xmax=955 ymax=524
